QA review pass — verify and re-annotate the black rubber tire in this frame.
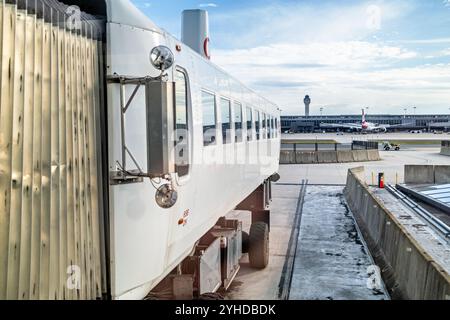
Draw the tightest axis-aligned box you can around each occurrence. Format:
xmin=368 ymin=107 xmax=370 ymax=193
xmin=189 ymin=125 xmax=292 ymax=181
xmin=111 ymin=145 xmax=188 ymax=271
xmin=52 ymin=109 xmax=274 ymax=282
xmin=242 ymin=231 xmax=250 ymax=254
xmin=248 ymin=222 xmax=269 ymax=269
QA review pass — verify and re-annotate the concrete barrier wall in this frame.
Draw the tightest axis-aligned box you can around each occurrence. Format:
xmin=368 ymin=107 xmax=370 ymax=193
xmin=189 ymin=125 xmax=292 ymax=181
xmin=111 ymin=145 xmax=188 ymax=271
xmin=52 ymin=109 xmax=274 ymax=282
xmin=367 ymin=149 xmax=381 ymax=161
xmin=337 ymin=151 xmax=354 ymax=163
xmin=404 ymin=165 xmax=450 ymax=184
xmin=280 ymin=151 xmax=295 ymax=164
xmin=317 ymin=151 xmax=338 ymax=163
xmin=345 ymin=167 xmax=450 ymax=300
xmin=441 ymin=146 xmax=450 ymax=156
xmin=296 ymin=151 xmax=317 ymax=164
xmin=280 ymin=150 xmax=380 ymax=164
xmin=352 ymin=150 xmax=369 ymax=162
xmin=435 ymin=166 xmax=450 ymax=184
xmin=405 ymin=165 xmax=435 ymax=184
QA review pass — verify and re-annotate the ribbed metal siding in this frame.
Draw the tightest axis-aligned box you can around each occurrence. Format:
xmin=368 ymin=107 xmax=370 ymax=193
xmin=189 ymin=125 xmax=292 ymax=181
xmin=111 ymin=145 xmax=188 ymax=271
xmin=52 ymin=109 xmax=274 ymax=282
xmin=0 ymin=0 xmax=104 ymax=300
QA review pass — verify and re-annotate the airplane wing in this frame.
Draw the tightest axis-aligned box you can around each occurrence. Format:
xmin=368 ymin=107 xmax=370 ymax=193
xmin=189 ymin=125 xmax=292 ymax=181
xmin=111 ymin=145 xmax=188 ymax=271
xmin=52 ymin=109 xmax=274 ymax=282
xmin=320 ymin=123 xmax=361 ymax=130
xmin=380 ymin=121 xmax=415 ymax=129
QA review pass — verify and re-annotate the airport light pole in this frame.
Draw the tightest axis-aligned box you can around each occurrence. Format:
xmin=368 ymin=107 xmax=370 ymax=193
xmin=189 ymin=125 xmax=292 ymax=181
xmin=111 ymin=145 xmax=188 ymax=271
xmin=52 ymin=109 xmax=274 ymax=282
xmin=320 ymin=107 xmax=324 ymax=116
xmin=413 ymin=107 xmax=416 ymax=116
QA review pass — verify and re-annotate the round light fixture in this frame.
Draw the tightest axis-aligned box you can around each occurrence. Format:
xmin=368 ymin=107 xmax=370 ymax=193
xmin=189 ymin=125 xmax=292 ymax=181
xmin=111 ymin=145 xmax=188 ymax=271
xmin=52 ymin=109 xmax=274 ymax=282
xmin=149 ymin=45 xmax=175 ymax=71
xmin=155 ymin=184 xmax=178 ymax=209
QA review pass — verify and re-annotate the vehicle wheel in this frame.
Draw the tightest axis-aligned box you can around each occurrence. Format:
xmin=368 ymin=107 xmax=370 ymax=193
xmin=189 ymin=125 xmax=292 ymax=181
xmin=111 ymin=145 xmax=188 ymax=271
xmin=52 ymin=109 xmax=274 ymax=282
xmin=242 ymin=231 xmax=250 ymax=254
xmin=248 ymin=222 xmax=269 ymax=269
xmin=395 ymin=147 xmax=400 ymax=151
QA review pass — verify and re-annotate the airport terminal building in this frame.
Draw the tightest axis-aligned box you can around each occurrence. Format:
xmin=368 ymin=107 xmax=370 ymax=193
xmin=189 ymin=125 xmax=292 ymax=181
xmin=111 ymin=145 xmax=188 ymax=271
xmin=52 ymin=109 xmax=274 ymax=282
xmin=281 ymin=114 xmax=450 ymax=133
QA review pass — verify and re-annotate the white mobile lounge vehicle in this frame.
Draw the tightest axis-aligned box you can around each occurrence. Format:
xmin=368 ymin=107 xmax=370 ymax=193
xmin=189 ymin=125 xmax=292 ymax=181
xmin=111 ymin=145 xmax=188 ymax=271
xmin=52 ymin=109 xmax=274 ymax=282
xmin=0 ymin=0 xmax=280 ymax=300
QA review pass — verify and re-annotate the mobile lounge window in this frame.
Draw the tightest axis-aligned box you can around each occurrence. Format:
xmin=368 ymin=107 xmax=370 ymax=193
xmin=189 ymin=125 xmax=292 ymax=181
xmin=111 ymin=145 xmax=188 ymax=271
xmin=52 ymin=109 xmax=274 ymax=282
xmin=202 ymin=91 xmax=217 ymax=146
xmin=246 ymin=107 xmax=253 ymax=141
xmin=175 ymin=70 xmax=189 ymax=177
xmin=235 ymin=102 xmax=243 ymax=143
xmin=275 ymin=117 xmax=279 ymax=137
xmin=256 ymin=111 xmax=261 ymax=140
xmin=221 ymin=98 xmax=232 ymax=144
xmin=262 ymin=113 xmax=267 ymax=139
xmin=267 ymin=116 xmax=275 ymax=139
xmin=271 ymin=117 xmax=276 ymax=138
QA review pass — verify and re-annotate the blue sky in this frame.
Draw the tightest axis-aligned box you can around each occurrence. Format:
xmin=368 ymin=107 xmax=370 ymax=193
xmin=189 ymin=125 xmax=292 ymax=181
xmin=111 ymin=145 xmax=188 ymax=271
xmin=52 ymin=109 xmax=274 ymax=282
xmin=131 ymin=0 xmax=450 ymax=115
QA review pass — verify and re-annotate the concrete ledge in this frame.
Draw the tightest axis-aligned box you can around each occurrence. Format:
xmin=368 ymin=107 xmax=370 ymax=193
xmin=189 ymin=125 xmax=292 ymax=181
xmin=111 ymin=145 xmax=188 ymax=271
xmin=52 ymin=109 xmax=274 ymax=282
xmin=279 ymin=150 xmax=380 ymax=164
xmin=344 ymin=167 xmax=450 ymax=300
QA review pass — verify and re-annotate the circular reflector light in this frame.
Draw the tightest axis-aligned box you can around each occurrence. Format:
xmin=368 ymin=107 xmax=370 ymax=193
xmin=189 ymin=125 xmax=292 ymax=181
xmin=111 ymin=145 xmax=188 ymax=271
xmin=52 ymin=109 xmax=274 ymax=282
xmin=150 ymin=46 xmax=175 ymax=71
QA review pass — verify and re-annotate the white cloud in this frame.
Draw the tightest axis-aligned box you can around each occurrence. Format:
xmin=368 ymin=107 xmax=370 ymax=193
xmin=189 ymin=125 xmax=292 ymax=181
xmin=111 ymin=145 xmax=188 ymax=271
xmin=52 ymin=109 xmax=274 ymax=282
xmin=215 ymin=42 xmax=417 ymax=69
xmin=213 ymin=42 xmax=450 ymax=115
xmin=207 ymin=0 xmax=450 ymax=115
xmin=437 ymin=48 xmax=450 ymax=57
xmin=396 ymin=38 xmax=450 ymax=45
xmin=199 ymin=3 xmax=218 ymax=8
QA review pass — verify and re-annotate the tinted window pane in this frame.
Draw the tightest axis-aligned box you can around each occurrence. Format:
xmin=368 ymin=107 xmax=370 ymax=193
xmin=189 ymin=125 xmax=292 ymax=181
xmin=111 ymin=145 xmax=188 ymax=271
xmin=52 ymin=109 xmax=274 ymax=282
xmin=221 ymin=98 xmax=232 ymax=144
xmin=175 ymin=70 xmax=189 ymax=177
xmin=235 ymin=102 xmax=243 ymax=142
xmin=256 ymin=111 xmax=261 ymax=140
xmin=262 ymin=113 xmax=267 ymax=139
xmin=175 ymin=72 xmax=187 ymax=130
xmin=202 ymin=91 xmax=216 ymax=146
xmin=272 ymin=117 xmax=276 ymax=138
xmin=270 ymin=117 xmax=275 ymax=139
xmin=246 ymin=107 xmax=253 ymax=141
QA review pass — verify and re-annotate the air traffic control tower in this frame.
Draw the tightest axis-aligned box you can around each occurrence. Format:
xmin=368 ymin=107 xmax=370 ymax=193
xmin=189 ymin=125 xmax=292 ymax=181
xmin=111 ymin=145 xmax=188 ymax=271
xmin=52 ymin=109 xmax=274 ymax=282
xmin=304 ymin=95 xmax=311 ymax=117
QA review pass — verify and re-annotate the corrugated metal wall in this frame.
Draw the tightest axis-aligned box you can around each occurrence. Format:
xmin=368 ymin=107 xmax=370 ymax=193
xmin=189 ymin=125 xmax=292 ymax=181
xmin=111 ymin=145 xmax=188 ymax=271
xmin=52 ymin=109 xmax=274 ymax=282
xmin=0 ymin=0 xmax=104 ymax=300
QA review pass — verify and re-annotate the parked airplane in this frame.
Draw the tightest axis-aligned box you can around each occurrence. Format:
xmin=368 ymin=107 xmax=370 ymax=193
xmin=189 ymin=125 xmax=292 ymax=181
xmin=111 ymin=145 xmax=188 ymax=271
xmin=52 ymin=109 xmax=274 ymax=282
xmin=320 ymin=109 xmax=403 ymax=133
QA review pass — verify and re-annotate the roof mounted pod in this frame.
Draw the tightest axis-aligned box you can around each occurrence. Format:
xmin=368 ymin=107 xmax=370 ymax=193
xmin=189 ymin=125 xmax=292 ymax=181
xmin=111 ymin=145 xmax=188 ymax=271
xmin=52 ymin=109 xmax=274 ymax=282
xmin=182 ymin=9 xmax=211 ymax=59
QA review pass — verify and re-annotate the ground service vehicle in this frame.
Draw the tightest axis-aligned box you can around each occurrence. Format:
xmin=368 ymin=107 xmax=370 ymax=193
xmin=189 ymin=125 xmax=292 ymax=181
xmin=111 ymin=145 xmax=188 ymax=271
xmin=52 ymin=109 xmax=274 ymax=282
xmin=383 ymin=142 xmax=401 ymax=151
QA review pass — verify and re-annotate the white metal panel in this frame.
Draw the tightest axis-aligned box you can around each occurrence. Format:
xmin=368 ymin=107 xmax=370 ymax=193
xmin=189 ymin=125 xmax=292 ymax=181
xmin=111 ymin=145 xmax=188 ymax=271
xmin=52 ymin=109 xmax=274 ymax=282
xmin=106 ymin=0 xmax=160 ymax=32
